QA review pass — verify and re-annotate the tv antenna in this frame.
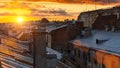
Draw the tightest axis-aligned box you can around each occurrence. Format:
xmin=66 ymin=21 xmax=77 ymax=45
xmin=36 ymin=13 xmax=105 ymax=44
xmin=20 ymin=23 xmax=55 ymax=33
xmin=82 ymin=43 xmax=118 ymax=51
xmin=95 ymin=0 xmax=97 ymax=10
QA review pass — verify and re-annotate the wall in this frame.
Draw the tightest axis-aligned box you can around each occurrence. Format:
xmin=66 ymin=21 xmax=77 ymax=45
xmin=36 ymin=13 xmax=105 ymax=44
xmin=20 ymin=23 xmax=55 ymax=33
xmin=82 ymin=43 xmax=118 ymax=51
xmin=69 ymin=44 xmax=120 ymax=68
xmin=50 ymin=26 xmax=68 ymax=52
xmin=50 ymin=21 xmax=83 ymax=53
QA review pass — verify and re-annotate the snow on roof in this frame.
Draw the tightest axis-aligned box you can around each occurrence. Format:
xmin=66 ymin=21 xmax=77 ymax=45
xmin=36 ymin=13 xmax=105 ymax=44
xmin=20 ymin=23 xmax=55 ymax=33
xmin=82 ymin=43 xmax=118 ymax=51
xmin=71 ymin=30 xmax=120 ymax=56
xmin=46 ymin=47 xmax=62 ymax=60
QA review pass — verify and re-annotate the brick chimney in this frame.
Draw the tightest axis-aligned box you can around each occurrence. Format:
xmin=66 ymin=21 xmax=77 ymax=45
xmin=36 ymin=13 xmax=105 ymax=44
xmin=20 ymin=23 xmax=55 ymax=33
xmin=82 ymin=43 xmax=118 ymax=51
xmin=32 ymin=28 xmax=47 ymax=68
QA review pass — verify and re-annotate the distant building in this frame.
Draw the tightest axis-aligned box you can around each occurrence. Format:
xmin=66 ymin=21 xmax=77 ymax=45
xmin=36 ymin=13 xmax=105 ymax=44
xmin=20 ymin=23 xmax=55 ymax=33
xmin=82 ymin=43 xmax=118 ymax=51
xmin=0 ymin=20 xmax=73 ymax=68
xmin=45 ymin=20 xmax=83 ymax=52
xmin=78 ymin=6 xmax=120 ymax=28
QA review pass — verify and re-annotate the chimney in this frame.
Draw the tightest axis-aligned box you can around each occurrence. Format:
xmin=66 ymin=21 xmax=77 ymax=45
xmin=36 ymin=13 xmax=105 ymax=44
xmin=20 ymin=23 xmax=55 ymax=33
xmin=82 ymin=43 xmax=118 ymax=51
xmin=105 ymin=25 xmax=110 ymax=31
xmin=46 ymin=53 xmax=57 ymax=68
xmin=32 ymin=28 xmax=47 ymax=68
xmin=82 ymin=27 xmax=92 ymax=37
xmin=111 ymin=26 xmax=116 ymax=32
xmin=117 ymin=13 xmax=119 ymax=20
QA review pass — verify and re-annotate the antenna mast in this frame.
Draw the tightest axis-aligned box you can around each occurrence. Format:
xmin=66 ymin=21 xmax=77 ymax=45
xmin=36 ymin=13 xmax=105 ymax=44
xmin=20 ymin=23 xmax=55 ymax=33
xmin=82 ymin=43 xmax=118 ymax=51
xmin=95 ymin=0 xmax=96 ymax=10
xmin=86 ymin=2 xmax=87 ymax=11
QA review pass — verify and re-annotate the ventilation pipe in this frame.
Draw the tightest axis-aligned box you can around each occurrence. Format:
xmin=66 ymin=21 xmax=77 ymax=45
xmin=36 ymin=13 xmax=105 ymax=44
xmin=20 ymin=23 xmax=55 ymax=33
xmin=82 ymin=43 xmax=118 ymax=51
xmin=117 ymin=13 xmax=119 ymax=20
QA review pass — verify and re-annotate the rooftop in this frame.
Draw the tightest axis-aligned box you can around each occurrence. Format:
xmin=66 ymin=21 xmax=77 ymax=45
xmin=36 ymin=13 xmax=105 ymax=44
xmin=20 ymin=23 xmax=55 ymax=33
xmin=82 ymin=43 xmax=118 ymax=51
xmin=46 ymin=47 xmax=62 ymax=60
xmin=71 ymin=30 xmax=120 ymax=56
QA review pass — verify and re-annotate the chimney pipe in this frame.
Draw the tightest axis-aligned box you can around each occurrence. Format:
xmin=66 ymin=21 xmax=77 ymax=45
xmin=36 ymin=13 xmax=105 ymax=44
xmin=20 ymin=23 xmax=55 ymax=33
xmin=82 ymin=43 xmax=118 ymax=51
xmin=32 ymin=28 xmax=47 ymax=68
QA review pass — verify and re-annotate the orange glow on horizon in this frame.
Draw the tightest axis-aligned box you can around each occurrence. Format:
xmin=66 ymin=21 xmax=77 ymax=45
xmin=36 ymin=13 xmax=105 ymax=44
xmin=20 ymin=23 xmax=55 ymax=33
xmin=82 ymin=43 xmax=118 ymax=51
xmin=0 ymin=16 xmax=39 ymax=23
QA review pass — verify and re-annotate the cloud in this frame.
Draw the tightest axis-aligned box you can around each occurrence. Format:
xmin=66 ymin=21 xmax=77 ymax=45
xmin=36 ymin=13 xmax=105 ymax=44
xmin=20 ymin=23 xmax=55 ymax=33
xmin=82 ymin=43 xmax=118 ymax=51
xmin=0 ymin=2 xmax=71 ymax=17
xmin=0 ymin=1 xmax=119 ymax=22
xmin=30 ymin=8 xmax=70 ymax=17
xmin=49 ymin=9 xmax=70 ymax=15
xmin=0 ymin=0 xmax=12 ymax=2
xmin=25 ymin=0 xmax=120 ymax=4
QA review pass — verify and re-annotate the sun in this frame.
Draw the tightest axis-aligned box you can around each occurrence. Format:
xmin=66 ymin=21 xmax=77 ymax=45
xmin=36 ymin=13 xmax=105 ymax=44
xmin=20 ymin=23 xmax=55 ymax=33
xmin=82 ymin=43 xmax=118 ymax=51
xmin=16 ymin=16 xmax=24 ymax=24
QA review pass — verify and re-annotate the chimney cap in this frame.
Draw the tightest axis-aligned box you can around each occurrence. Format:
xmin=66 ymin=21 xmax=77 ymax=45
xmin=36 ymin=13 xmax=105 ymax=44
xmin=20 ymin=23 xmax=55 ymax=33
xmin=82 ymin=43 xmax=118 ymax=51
xmin=31 ymin=28 xmax=47 ymax=35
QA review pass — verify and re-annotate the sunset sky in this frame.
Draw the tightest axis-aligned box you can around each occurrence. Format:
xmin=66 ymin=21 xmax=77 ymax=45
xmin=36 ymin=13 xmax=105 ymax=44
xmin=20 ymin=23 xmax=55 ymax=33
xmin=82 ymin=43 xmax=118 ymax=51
xmin=0 ymin=0 xmax=120 ymax=23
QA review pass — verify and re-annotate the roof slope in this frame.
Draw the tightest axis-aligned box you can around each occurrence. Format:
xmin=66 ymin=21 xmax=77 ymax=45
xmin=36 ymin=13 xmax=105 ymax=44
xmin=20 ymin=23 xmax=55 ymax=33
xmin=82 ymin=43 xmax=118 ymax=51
xmin=71 ymin=30 xmax=120 ymax=56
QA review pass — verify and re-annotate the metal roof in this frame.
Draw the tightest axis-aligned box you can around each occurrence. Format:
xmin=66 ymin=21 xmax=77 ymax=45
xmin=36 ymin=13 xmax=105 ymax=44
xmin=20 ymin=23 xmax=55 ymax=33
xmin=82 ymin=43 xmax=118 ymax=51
xmin=71 ymin=30 xmax=120 ymax=56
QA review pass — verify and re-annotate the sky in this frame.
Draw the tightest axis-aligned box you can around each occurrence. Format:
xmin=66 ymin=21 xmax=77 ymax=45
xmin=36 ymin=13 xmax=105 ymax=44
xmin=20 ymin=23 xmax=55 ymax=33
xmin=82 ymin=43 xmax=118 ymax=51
xmin=0 ymin=0 xmax=120 ymax=23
